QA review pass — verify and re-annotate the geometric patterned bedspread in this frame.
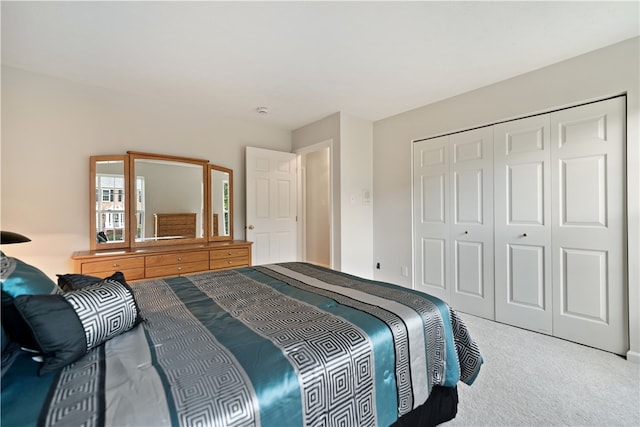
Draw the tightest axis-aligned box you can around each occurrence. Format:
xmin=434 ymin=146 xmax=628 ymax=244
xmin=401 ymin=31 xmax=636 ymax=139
xmin=1 ymin=262 xmax=482 ymax=427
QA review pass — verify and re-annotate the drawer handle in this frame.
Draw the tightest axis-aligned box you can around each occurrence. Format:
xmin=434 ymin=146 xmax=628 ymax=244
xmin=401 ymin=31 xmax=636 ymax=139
xmin=112 ymin=263 xmax=119 ymax=267
xmin=177 ymin=257 xmax=182 ymax=261
xmin=228 ymin=252 xmax=232 ymax=255
xmin=228 ymin=261 xmax=233 ymax=264
xmin=177 ymin=267 xmax=182 ymax=271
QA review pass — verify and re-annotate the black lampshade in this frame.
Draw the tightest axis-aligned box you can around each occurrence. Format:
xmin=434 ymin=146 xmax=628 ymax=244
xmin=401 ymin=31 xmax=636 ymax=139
xmin=0 ymin=231 xmax=31 ymax=245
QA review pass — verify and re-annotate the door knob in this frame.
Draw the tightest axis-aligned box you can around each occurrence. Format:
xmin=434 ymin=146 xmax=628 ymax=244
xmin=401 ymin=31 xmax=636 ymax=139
xmin=248 ymin=224 xmax=255 ymax=230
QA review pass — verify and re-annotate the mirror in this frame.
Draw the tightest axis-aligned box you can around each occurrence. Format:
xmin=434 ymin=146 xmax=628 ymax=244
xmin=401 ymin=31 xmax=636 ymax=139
xmin=209 ymin=165 xmax=233 ymax=241
xmin=90 ymin=155 xmax=130 ymax=250
xmin=89 ymin=152 xmax=235 ymax=250
xmin=129 ymin=152 xmax=208 ymax=247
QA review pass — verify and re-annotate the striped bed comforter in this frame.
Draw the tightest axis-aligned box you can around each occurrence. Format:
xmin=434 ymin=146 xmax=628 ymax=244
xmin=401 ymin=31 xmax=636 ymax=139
xmin=1 ymin=262 xmax=482 ymax=427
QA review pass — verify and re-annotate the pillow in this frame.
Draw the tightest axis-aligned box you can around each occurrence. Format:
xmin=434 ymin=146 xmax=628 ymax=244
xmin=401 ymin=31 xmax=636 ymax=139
xmin=1 ymin=323 xmax=8 ymax=353
xmin=13 ymin=276 xmax=142 ymax=375
xmin=56 ymin=272 xmax=126 ymax=292
xmin=0 ymin=253 xmax=59 ymax=298
xmin=1 ymin=253 xmax=60 ymax=349
xmin=1 ymin=290 xmax=40 ymax=350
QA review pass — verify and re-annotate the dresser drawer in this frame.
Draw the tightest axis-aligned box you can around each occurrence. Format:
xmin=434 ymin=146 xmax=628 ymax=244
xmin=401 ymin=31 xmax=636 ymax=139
xmin=79 ymin=257 xmax=146 ymax=281
xmin=72 ymin=241 xmax=251 ymax=281
xmin=145 ymin=251 xmax=209 ymax=268
xmin=145 ymin=261 xmax=209 ymax=279
xmin=81 ymin=257 xmax=145 ymax=275
xmin=210 ymin=248 xmax=249 ymax=260
xmin=210 ymin=256 xmax=249 ymax=270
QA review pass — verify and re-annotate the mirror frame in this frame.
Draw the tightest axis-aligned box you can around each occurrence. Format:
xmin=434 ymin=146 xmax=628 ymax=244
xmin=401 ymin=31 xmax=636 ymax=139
xmin=128 ymin=151 xmax=209 ymax=248
xmin=90 ymin=155 xmax=130 ymax=251
xmin=89 ymin=151 xmax=236 ymax=250
xmin=208 ymin=164 xmax=234 ymax=241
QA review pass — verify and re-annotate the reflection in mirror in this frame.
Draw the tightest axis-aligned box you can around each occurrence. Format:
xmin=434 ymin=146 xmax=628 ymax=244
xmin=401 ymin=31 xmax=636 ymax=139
xmin=209 ymin=165 xmax=233 ymax=241
xmin=132 ymin=156 xmax=206 ymax=244
xmin=90 ymin=155 xmax=129 ymax=250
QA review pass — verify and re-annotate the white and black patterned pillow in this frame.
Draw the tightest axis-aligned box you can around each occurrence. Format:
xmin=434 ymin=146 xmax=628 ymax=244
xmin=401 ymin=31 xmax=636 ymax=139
xmin=64 ymin=279 xmax=140 ymax=349
xmin=13 ymin=276 xmax=141 ymax=375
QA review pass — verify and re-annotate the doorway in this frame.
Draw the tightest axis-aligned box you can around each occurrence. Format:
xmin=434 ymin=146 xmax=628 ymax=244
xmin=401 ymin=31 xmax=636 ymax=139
xmin=297 ymin=141 xmax=332 ymax=268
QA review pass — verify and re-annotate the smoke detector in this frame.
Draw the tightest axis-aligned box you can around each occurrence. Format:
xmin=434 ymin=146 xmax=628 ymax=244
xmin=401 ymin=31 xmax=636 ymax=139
xmin=256 ymin=107 xmax=269 ymax=114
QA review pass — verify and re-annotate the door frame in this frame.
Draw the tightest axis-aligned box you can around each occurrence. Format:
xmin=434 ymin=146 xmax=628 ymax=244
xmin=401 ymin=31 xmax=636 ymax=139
xmin=295 ymin=139 xmax=334 ymax=269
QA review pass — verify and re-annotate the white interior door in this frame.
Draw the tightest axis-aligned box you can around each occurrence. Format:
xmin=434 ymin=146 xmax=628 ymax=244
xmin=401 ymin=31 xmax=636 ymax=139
xmin=413 ymin=135 xmax=451 ymax=302
xmin=246 ymin=147 xmax=297 ymax=265
xmin=494 ymin=115 xmax=553 ymax=334
xmin=551 ymin=97 xmax=627 ymax=354
xmin=449 ymin=127 xmax=494 ymax=319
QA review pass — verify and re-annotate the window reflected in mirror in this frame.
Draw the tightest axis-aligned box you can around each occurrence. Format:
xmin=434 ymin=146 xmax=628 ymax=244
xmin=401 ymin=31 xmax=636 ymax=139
xmin=210 ymin=165 xmax=233 ymax=241
xmin=90 ymin=156 xmax=129 ymax=250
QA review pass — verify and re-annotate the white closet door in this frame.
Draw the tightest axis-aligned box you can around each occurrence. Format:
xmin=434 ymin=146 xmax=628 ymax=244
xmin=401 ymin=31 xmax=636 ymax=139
xmin=551 ymin=97 xmax=627 ymax=354
xmin=413 ymin=135 xmax=451 ymax=302
xmin=494 ymin=115 xmax=553 ymax=334
xmin=449 ymin=127 xmax=494 ymax=319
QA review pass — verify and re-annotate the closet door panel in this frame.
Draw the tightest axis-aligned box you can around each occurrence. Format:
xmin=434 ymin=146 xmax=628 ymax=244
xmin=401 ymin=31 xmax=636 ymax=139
xmin=455 ymin=240 xmax=484 ymax=296
xmin=508 ymin=162 xmax=544 ymax=224
xmin=454 ymin=169 xmax=483 ymax=223
xmin=421 ymin=238 xmax=447 ymax=290
xmin=449 ymin=127 xmax=494 ymax=319
xmin=494 ymin=115 xmax=552 ymax=334
xmin=413 ymin=136 xmax=451 ymax=302
xmin=508 ymin=244 xmax=545 ymax=308
xmin=551 ymin=97 xmax=627 ymax=355
xmin=560 ymin=156 xmax=606 ymax=226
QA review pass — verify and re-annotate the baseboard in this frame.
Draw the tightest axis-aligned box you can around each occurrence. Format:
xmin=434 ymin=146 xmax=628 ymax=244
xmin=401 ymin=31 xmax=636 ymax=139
xmin=626 ymin=350 xmax=640 ymax=363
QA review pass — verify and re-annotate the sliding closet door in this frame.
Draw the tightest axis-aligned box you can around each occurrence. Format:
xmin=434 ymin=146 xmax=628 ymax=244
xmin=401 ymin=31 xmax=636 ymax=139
xmin=413 ymin=135 xmax=451 ymax=302
xmin=551 ymin=97 xmax=627 ymax=355
xmin=448 ymin=128 xmax=494 ymax=319
xmin=494 ymin=115 xmax=553 ymax=334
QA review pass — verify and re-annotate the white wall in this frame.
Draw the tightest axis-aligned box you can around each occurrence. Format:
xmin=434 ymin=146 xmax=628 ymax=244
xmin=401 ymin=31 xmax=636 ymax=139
xmin=292 ymin=112 xmax=374 ymax=277
xmin=339 ymin=113 xmax=373 ymax=279
xmin=372 ymin=37 xmax=640 ymax=360
xmin=1 ymin=66 xmax=292 ymax=276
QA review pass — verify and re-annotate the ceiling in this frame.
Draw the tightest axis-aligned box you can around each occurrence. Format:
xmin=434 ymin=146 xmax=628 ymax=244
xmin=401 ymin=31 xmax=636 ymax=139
xmin=2 ymin=1 xmax=639 ymax=130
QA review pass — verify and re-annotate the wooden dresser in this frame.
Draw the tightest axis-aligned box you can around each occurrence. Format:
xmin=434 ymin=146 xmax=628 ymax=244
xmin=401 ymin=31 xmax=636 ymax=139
xmin=154 ymin=213 xmax=197 ymax=238
xmin=72 ymin=240 xmax=252 ymax=281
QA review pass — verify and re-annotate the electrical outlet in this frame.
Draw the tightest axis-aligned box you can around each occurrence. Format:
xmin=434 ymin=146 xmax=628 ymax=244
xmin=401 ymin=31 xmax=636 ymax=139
xmin=376 ymin=262 xmax=380 ymax=269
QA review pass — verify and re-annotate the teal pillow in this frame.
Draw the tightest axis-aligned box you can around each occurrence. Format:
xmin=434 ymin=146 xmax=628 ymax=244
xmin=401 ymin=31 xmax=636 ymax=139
xmin=0 ymin=253 xmax=59 ymax=298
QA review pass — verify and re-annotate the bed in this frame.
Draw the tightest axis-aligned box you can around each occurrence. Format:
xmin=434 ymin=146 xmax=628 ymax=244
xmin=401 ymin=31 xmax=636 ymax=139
xmin=1 ymin=259 xmax=482 ymax=427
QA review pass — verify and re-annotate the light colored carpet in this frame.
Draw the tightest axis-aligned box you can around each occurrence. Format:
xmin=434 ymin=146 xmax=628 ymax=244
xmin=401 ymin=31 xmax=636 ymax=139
xmin=445 ymin=313 xmax=640 ymax=426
